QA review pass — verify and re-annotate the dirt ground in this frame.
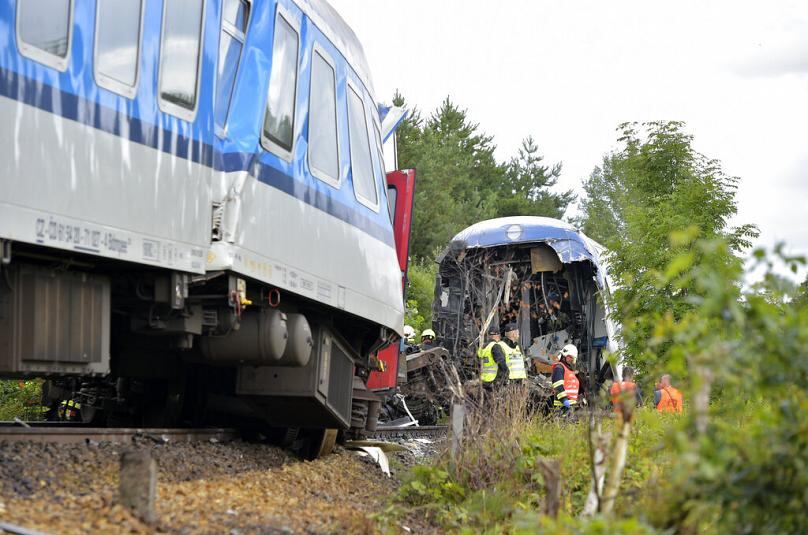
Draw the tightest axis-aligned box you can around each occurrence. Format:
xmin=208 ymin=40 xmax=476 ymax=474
xmin=0 ymin=436 xmax=441 ymax=534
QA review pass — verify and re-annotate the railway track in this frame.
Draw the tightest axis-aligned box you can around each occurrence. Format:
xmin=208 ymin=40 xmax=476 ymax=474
xmin=0 ymin=423 xmax=237 ymax=444
xmin=0 ymin=421 xmax=446 ymax=445
xmin=365 ymin=425 xmax=447 ymax=440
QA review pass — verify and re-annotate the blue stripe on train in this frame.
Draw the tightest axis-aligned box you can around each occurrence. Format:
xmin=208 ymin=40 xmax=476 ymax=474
xmin=0 ymin=68 xmax=395 ymax=248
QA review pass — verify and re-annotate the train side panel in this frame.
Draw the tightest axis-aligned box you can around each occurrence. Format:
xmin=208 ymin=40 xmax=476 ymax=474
xmin=209 ymin=0 xmax=404 ymax=333
xmin=0 ymin=0 xmax=409 ymax=437
xmin=0 ymin=0 xmax=214 ymax=273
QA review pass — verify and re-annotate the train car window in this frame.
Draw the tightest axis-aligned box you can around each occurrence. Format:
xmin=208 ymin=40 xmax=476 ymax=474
xmin=387 ymin=185 xmax=397 ymax=223
xmin=261 ymin=12 xmax=299 ymax=158
xmin=308 ymin=48 xmax=339 ymax=185
xmin=347 ymin=84 xmax=378 ymax=208
xmin=16 ymin=0 xmax=73 ymax=71
xmin=215 ymin=0 xmax=251 ymax=134
xmin=158 ymin=0 xmax=205 ymax=120
xmin=222 ymin=0 xmax=249 ymax=32
xmin=372 ymin=121 xmax=387 ymax=192
xmin=95 ymin=0 xmax=143 ymax=97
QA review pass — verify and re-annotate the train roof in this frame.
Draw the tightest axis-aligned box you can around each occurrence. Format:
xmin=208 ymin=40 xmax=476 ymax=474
xmin=294 ymin=0 xmax=376 ymax=99
xmin=438 ymin=216 xmax=606 ymax=267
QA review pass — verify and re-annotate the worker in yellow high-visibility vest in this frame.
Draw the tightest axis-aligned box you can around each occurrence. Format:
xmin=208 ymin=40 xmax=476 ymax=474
xmin=503 ymin=322 xmax=527 ymax=383
xmin=477 ymin=325 xmax=510 ymax=387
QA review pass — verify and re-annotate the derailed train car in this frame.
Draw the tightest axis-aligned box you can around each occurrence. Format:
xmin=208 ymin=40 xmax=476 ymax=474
xmin=0 ymin=0 xmax=413 ymax=456
xmin=432 ymin=216 xmax=620 ymax=398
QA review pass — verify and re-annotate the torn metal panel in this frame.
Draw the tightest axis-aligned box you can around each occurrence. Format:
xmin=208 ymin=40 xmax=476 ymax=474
xmin=531 ymin=245 xmax=563 ymax=273
xmin=432 ymin=216 xmax=622 ymax=394
xmin=438 ymin=216 xmax=602 ymax=266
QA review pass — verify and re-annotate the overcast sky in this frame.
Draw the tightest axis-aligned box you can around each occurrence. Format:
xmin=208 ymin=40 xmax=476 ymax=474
xmin=330 ymin=0 xmax=808 ymax=279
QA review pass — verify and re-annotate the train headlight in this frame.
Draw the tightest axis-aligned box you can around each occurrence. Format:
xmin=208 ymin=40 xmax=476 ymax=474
xmin=506 ymin=224 xmax=523 ymax=241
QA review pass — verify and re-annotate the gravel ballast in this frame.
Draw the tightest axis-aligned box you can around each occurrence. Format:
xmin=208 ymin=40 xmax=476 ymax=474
xmin=0 ymin=437 xmax=412 ymax=534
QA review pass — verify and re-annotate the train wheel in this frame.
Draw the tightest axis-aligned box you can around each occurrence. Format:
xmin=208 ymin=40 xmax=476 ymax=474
xmin=302 ymin=428 xmax=338 ymax=460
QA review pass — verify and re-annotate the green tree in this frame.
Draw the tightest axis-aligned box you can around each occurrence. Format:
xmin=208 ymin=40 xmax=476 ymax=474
xmin=643 ymin=240 xmax=808 ymax=534
xmin=395 ymin=96 xmax=503 ymax=260
xmin=575 ymin=155 xmax=625 ymax=245
xmin=794 ymin=275 xmax=808 ymax=309
xmin=404 ymin=260 xmax=438 ymax=334
xmin=393 ymin=93 xmax=571 ymax=261
xmin=494 ymin=136 xmax=574 ymax=219
xmin=392 ymin=90 xmax=422 ymax=164
xmin=577 ymin=121 xmax=758 ymax=369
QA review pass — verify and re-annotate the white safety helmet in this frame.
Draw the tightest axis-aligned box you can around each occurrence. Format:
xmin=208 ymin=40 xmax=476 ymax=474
xmin=421 ymin=329 xmax=436 ymax=339
xmin=403 ymin=325 xmax=415 ymax=343
xmin=560 ymin=344 xmax=578 ymax=364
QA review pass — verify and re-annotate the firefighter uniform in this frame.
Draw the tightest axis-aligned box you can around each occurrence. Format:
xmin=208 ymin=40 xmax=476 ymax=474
xmin=552 ymin=361 xmax=579 ymax=408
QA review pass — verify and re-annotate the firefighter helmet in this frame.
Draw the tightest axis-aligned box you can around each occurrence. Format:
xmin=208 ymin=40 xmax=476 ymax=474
xmin=560 ymin=344 xmax=578 ymax=364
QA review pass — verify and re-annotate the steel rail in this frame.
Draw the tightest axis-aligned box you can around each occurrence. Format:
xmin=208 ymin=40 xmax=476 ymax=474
xmin=0 ymin=426 xmax=237 ymax=444
xmin=365 ymin=425 xmax=447 ymax=440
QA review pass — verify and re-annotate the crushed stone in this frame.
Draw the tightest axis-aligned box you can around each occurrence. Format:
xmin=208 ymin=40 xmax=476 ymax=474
xmin=0 ymin=436 xmax=437 ymax=534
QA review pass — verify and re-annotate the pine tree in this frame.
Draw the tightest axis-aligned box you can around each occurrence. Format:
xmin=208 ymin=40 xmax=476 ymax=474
xmin=395 ymin=96 xmax=501 ymax=259
xmin=391 ymin=94 xmax=572 ymax=260
xmin=495 ymin=136 xmax=574 ymax=219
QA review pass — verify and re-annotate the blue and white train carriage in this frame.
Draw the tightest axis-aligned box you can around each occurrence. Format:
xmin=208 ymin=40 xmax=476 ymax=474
xmin=0 ymin=0 xmax=415 ymax=452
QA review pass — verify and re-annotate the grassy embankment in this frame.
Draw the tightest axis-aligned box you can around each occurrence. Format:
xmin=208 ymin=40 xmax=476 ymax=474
xmin=379 ymin=387 xmax=681 ymax=534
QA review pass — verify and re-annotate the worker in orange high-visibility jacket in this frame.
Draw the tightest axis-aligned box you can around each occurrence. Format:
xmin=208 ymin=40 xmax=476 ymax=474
xmin=610 ymin=367 xmax=642 ymax=413
xmin=655 ymin=374 xmax=684 ymax=413
xmin=552 ymin=344 xmax=580 ymax=413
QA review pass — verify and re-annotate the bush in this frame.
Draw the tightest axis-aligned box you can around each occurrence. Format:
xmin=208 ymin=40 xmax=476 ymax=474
xmin=0 ymin=379 xmax=46 ymax=421
xmin=405 ymin=260 xmax=438 ymax=335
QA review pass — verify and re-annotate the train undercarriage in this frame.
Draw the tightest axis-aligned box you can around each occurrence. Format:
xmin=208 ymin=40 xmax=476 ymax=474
xmin=0 ymin=240 xmax=388 ymax=457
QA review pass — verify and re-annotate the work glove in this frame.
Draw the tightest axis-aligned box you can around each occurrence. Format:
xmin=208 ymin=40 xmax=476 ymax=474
xmin=562 ymin=399 xmax=571 ymax=410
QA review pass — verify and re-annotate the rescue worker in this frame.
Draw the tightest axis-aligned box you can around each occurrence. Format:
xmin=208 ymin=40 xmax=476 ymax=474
xmin=502 ymin=322 xmax=527 ymax=383
xmin=403 ymin=325 xmax=416 ymax=345
xmin=477 ymin=326 xmax=510 ymax=387
xmin=419 ymin=329 xmax=437 ymax=351
xmin=552 ymin=344 xmax=580 ymax=413
xmin=610 ymin=367 xmax=642 ymax=413
xmin=401 ymin=325 xmax=418 ymax=354
xmin=655 ymin=374 xmax=684 ymax=413
xmin=58 ymin=399 xmax=81 ymax=421
xmin=538 ymin=291 xmax=569 ymax=332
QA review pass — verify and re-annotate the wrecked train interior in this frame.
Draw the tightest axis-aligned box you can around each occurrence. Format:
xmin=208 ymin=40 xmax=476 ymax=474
xmin=432 ymin=217 xmax=618 ymax=399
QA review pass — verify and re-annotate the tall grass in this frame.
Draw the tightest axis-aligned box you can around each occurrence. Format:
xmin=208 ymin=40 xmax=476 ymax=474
xmin=449 ymin=385 xmax=533 ymax=492
xmin=395 ymin=389 xmax=677 ymax=532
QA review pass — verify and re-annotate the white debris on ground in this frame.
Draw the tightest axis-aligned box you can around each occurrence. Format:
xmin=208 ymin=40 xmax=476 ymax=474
xmin=353 ymin=447 xmax=391 ymax=476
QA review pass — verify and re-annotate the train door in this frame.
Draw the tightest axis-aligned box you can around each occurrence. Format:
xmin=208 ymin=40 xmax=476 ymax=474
xmin=367 ymin=169 xmax=416 ymax=391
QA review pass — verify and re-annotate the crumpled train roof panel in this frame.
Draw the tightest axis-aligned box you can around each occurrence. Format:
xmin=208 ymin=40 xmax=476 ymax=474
xmin=442 ymin=216 xmax=605 ymax=267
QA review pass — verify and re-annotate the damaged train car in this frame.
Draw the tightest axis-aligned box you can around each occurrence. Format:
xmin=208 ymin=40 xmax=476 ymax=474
xmin=432 ymin=216 xmax=619 ymax=399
